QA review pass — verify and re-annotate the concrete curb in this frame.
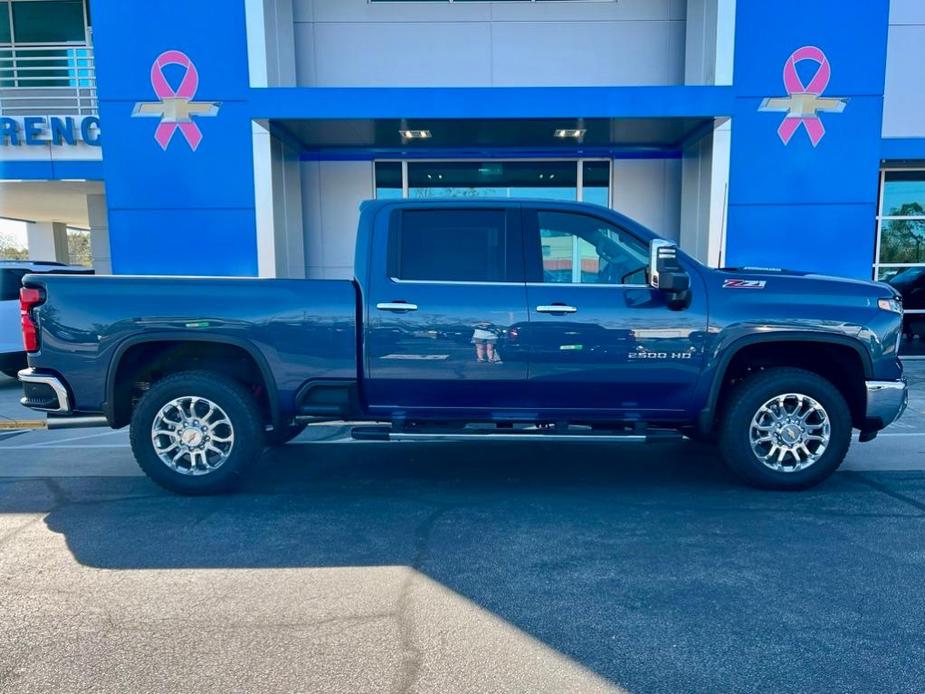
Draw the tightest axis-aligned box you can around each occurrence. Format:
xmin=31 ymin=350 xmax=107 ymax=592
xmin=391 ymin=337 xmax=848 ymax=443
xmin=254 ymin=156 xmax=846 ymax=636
xmin=0 ymin=420 xmax=45 ymax=430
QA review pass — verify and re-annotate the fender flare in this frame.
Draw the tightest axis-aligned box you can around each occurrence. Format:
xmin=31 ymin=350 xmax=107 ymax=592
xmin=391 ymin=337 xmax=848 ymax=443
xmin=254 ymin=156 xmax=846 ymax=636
xmin=104 ymin=332 xmax=280 ymax=428
xmin=697 ymin=331 xmax=872 ymax=433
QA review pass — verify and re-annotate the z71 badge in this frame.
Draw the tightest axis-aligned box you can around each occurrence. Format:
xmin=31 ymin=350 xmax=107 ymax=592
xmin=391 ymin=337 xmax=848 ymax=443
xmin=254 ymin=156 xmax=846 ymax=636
xmin=723 ymin=279 xmax=767 ymax=289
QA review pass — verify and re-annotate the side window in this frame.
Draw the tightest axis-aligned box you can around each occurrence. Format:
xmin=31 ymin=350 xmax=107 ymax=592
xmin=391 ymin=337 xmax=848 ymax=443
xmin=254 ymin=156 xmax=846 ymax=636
xmin=388 ymin=208 xmax=521 ymax=282
xmin=536 ymin=211 xmax=649 ymax=285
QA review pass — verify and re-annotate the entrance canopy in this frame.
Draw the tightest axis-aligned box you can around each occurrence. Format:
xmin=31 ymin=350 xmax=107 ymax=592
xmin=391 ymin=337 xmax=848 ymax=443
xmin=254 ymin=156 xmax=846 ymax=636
xmin=0 ymin=180 xmax=102 ymax=226
xmin=270 ymin=116 xmax=726 ymax=160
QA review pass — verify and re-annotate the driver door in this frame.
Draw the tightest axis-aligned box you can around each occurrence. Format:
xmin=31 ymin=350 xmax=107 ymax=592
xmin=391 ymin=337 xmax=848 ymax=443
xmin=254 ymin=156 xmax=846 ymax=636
xmin=523 ymin=207 xmax=708 ymax=416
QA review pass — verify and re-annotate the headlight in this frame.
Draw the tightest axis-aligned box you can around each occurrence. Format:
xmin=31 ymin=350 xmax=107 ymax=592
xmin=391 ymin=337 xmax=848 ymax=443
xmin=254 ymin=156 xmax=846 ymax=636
xmin=878 ymin=297 xmax=903 ymax=314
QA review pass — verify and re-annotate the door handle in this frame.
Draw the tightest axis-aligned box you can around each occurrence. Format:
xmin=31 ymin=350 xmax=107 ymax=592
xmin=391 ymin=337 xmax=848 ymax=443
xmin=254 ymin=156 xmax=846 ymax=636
xmin=536 ymin=304 xmax=577 ymax=314
xmin=377 ymin=302 xmax=419 ymax=312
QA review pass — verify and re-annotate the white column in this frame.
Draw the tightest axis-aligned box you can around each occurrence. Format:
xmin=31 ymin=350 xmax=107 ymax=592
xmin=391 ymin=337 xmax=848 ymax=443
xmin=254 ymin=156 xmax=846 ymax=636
xmin=86 ymin=193 xmax=112 ymax=274
xmin=679 ymin=121 xmax=731 ymax=267
xmin=685 ymin=0 xmax=736 ymax=86
xmin=26 ymin=221 xmax=69 ymax=263
xmin=252 ymin=121 xmax=277 ymax=277
xmin=245 ymin=0 xmax=297 ymax=88
xmin=252 ymin=120 xmax=306 ymax=279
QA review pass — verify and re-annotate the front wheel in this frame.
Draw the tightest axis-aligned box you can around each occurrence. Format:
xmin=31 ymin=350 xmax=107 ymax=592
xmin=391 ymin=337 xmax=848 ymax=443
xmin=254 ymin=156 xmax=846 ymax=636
xmin=718 ymin=367 xmax=852 ymax=490
xmin=129 ymin=371 xmax=265 ymax=495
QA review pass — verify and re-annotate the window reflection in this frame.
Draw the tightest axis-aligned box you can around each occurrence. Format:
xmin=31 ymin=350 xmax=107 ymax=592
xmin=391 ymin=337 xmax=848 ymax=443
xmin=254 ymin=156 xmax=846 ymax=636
xmin=407 ymin=161 xmax=578 ymax=200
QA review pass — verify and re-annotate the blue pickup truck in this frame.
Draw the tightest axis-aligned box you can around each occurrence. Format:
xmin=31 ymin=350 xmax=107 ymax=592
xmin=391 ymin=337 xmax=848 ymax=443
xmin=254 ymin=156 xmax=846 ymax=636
xmin=18 ymin=199 xmax=908 ymax=493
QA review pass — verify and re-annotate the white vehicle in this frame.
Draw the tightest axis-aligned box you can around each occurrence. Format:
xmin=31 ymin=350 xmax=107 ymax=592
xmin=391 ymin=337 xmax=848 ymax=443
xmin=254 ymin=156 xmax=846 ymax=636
xmin=0 ymin=261 xmax=93 ymax=378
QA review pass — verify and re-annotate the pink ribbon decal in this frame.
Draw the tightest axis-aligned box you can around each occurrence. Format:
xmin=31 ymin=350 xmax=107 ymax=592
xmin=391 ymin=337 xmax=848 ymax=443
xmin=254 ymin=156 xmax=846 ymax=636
xmin=778 ymin=46 xmax=829 ymax=146
xmin=131 ymin=49 xmax=220 ymax=152
xmin=758 ymin=45 xmax=846 ymax=147
xmin=150 ymin=50 xmax=203 ymax=150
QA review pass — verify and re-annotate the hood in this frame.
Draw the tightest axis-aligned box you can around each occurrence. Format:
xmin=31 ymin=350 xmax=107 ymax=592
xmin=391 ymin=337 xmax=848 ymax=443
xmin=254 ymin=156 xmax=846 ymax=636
xmin=717 ymin=266 xmax=899 ymax=299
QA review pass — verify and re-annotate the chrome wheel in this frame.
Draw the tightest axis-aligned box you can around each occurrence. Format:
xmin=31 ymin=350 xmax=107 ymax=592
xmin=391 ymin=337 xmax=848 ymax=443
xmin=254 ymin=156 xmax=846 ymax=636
xmin=151 ymin=396 xmax=234 ymax=476
xmin=749 ymin=393 xmax=830 ymax=472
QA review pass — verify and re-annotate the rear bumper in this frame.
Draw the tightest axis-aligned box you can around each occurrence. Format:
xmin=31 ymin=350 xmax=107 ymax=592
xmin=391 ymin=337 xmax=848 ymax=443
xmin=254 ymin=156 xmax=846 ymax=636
xmin=864 ymin=379 xmax=908 ymax=430
xmin=18 ymin=368 xmax=71 ymax=414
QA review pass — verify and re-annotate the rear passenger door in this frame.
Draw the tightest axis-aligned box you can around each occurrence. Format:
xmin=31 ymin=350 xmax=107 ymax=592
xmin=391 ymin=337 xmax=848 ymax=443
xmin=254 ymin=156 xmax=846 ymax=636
xmin=364 ymin=205 xmax=530 ymax=413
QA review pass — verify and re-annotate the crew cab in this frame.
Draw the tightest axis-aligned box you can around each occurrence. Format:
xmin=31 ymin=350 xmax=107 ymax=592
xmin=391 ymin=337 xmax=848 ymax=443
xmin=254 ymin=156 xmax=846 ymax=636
xmin=18 ymin=200 xmax=908 ymax=493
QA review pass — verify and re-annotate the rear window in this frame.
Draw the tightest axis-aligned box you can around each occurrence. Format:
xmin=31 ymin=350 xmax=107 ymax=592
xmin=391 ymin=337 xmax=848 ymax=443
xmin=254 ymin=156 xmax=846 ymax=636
xmin=387 ymin=208 xmax=521 ymax=283
xmin=0 ymin=269 xmax=27 ymax=301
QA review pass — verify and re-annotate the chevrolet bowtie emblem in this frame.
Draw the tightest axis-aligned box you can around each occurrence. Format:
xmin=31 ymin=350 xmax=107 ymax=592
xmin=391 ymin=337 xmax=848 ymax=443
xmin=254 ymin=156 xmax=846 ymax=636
xmin=132 ymin=50 xmax=220 ymax=152
xmin=758 ymin=45 xmax=847 ymax=147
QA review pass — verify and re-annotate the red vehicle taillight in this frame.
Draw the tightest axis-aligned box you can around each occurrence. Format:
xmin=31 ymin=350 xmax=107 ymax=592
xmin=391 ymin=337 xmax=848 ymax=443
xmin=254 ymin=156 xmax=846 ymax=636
xmin=20 ymin=287 xmax=44 ymax=353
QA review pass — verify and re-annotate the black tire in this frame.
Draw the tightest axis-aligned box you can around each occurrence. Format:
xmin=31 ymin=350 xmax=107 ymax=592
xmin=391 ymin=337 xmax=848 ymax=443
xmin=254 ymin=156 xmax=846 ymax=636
xmin=718 ymin=367 xmax=852 ymax=490
xmin=129 ymin=371 xmax=265 ymax=495
xmin=265 ymin=423 xmax=307 ymax=447
xmin=1 ymin=369 xmax=21 ymax=379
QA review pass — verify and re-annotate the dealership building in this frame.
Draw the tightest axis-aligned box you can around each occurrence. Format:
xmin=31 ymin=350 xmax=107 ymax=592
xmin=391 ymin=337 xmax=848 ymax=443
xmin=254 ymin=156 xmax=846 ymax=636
xmin=3 ymin=1 xmax=925 ymax=349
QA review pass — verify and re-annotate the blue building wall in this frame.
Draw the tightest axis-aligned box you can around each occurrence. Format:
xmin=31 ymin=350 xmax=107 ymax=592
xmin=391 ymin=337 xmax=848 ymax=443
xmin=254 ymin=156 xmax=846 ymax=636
xmin=83 ymin=0 xmax=894 ymax=279
xmin=91 ymin=0 xmax=258 ymax=275
xmin=725 ymin=1 xmax=890 ymax=279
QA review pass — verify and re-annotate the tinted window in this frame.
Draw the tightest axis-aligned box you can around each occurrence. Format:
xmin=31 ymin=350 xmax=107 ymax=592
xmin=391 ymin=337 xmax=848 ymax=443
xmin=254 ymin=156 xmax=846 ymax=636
xmin=534 ymin=211 xmax=648 ymax=285
xmin=0 ymin=4 xmax=10 ymax=44
xmin=389 ymin=208 xmax=520 ymax=282
xmin=12 ymin=0 xmax=85 ymax=42
xmin=0 ymin=268 xmax=26 ymax=301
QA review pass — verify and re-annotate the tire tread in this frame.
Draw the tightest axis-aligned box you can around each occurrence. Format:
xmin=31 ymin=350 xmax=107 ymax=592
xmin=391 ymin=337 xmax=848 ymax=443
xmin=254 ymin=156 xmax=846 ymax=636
xmin=129 ymin=370 xmax=264 ymax=495
xmin=718 ymin=367 xmax=852 ymax=490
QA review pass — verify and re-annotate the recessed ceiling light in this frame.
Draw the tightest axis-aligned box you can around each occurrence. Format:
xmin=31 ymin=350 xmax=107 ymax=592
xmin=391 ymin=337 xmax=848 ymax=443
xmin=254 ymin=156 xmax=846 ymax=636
xmin=554 ymin=128 xmax=587 ymax=139
xmin=399 ymin=129 xmax=432 ymax=139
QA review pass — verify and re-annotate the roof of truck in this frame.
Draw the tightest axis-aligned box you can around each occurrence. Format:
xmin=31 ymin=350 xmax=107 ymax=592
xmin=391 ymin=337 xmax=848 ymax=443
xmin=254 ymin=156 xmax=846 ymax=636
xmin=0 ymin=260 xmax=93 ymax=272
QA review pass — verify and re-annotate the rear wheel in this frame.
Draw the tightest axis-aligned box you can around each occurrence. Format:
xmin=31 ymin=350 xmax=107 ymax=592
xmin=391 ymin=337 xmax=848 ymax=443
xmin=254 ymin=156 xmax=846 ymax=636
xmin=129 ymin=371 xmax=264 ymax=495
xmin=718 ymin=367 xmax=852 ymax=490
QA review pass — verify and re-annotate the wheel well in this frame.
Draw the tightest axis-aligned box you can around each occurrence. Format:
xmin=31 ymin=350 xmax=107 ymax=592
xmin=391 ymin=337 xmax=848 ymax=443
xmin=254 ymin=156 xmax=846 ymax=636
xmin=109 ymin=340 xmax=272 ymax=428
xmin=711 ymin=341 xmax=867 ymax=431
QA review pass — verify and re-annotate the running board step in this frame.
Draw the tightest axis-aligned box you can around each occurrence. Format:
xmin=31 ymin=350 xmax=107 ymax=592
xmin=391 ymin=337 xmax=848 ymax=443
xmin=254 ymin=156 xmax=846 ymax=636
xmin=349 ymin=425 xmax=682 ymax=443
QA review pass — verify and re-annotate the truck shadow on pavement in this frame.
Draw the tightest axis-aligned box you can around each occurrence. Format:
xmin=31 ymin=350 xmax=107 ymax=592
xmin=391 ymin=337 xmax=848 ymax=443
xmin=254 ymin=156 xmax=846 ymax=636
xmin=4 ymin=440 xmax=925 ymax=692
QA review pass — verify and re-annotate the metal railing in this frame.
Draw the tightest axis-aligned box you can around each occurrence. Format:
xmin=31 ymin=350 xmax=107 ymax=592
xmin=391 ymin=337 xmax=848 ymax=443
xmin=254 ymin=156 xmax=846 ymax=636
xmin=0 ymin=43 xmax=97 ymax=115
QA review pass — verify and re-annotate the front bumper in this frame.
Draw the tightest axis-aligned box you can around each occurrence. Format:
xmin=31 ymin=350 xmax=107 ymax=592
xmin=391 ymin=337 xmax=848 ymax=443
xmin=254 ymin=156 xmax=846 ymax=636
xmin=865 ymin=379 xmax=908 ymax=430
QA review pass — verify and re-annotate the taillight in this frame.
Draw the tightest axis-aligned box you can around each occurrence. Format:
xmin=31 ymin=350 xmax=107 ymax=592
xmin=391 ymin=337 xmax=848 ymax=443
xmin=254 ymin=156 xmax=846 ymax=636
xmin=20 ymin=287 xmax=44 ymax=353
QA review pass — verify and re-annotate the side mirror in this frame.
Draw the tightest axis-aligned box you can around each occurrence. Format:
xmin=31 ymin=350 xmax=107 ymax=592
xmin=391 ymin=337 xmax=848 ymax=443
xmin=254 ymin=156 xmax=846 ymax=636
xmin=648 ymin=239 xmax=691 ymax=309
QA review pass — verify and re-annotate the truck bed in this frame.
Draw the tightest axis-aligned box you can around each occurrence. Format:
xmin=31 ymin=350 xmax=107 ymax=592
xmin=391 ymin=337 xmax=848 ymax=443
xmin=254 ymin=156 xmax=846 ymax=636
xmin=23 ymin=274 xmax=358 ymax=419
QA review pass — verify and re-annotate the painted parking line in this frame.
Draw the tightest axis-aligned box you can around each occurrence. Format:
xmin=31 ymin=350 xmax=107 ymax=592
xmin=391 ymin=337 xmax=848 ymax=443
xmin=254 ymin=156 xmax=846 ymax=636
xmin=8 ymin=429 xmax=127 ymax=448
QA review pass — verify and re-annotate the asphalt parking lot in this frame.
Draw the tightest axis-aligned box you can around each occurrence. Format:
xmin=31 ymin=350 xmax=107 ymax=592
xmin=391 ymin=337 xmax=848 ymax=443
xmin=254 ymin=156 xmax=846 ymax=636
xmin=2 ymin=369 xmax=925 ymax=693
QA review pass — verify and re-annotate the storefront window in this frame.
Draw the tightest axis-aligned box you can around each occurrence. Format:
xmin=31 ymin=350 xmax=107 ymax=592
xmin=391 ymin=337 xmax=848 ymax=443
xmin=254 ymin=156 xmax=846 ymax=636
xmin=582 ymin=160 xmax=610 ymax=207
xmin=375 ymin=159 xmax=610 ymax=204
xmin=876 ymin=169 xmax=925 ymax=356
xmin=374 ymin=162 xmax=403 ymax=199
xmin=409 ymin=160 xmax=577 ymax=200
